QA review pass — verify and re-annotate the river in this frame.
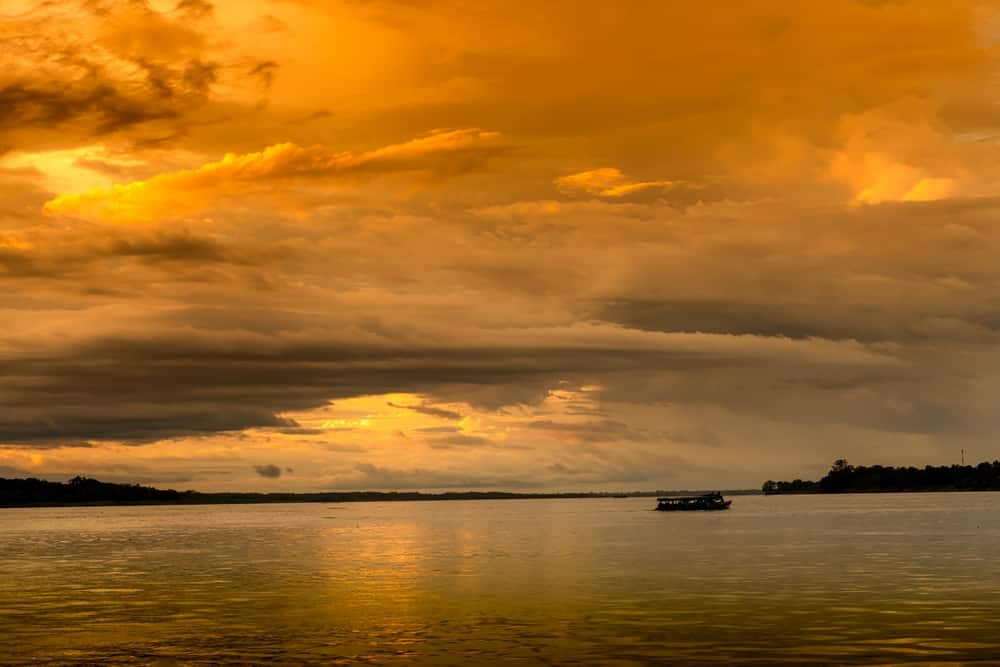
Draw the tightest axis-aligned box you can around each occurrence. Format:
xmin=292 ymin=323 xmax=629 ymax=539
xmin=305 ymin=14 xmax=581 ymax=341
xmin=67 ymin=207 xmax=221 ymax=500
xmin=2 ymin=493 xmax=998 ymax=664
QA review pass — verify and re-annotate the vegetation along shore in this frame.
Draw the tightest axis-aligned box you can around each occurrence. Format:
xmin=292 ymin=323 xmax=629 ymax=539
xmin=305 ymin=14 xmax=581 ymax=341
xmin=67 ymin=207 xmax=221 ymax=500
xmin=763 ymin=459 xmax=1000 ymax=494
xmin=0 ymin=476 xmax=758 ymax=508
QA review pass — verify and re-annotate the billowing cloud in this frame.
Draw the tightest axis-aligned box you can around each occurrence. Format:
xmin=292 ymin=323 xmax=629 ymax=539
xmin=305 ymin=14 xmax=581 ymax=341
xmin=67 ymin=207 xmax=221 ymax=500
xmin=0 ymin=0 xmax=272 ymax=151
xmin=0 ymin=300 xmax=903 ymax=447
xmin=44 ymin=129 xmax=503 ymax=222
xmin=4 ymin=0 xmax=1000 ymax=492
xmin=555 ymin=168 xmax=690 ymax=200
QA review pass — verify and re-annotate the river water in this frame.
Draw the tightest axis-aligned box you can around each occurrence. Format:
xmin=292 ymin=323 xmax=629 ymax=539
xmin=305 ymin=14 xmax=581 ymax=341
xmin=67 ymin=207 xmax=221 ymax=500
xmin=1 ymin=493 xmax=999 ymax=665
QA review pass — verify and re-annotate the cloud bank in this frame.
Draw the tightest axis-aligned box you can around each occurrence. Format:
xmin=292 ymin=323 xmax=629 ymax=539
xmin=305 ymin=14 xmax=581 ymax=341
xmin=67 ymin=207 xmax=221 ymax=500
xmin=3 ymin=0 xmax=1000 ymax=492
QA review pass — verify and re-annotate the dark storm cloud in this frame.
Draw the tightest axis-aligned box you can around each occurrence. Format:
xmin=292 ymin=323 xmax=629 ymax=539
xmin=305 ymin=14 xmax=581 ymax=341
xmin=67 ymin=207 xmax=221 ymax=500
xmin=253 ymin=463 xmax=282 ymax=478
xmin=12 ymin=183 xmax=1000 ymax=456
xmin=0 ymin=231 xmax=251 ymax=284
xmin=568 ymin=197 xmax=1000 ymax=347
xmin=10 ymin=191 xmax=1000 ymax=453
xmin=107 ymin=234 xmax=237 ymax=264
xmin=0 ymin=404 xmax=297 ymax=446
xmin=0 ymin=340 xmax=559 ymax=445
xmin=0 ymin=71 xmax=185 ymax=135
xmin=0 ymin=316 xmax=898 ymax=447
xmin=0 ymin=1 xmax=273 ymax=149
xmin=592 ymin=298 xmax=1000 ymax=344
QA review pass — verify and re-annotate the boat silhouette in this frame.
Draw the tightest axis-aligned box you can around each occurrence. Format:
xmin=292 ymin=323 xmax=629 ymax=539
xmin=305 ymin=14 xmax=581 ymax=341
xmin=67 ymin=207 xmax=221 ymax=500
xmin=655 ymin=492 xmax=731 ymax=511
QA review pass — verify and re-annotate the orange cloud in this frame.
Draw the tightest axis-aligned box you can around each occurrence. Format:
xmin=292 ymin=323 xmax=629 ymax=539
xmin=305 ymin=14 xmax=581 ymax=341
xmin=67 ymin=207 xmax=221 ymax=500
xmin=555 ymin=168 xmax=688 ymax=199
xmin=9 ymin=0 xmax=1000 ymax=492
xmin=0 ymin=0 xmax=278 ymax=152
xmin=832 ymin=153 xmax=955 ymax=205
xmin=826 ymin=102 xmax=964 ymax=204
xmin=43 ymin=129 xmax=502 ymax=223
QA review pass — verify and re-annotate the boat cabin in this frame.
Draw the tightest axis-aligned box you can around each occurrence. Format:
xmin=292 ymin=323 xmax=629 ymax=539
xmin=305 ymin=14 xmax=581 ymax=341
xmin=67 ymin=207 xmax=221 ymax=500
xmin=655 ymin=492 xmax=731 ymax=511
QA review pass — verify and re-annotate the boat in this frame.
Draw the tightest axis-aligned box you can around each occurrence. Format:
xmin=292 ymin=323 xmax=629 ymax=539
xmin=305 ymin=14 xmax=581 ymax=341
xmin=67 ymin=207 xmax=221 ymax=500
xmin=655 ymin=492 xmax=731 ymax=511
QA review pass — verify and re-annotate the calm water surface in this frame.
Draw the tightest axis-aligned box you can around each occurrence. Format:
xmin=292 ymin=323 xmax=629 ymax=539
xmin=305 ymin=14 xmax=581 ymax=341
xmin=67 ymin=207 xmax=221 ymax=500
xmin=2 ymin=494 xmax=999 ymax=665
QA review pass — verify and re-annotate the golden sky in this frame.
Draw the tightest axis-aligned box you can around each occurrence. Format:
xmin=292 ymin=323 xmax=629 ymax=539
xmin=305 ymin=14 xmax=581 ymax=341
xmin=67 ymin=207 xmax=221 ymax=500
xmin=3 ymin=0 xmax=1000 ymax=491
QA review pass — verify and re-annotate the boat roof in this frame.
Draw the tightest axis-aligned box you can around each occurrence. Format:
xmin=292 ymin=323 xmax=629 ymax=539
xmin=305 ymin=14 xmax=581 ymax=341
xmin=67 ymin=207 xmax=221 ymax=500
xmin=657 ymin=493 xmax=721 ymax=502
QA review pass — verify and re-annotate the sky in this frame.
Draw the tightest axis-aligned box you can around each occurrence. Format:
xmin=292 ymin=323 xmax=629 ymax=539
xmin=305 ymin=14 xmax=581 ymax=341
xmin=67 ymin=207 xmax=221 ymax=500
xmin=2 ymin=0 xmax=1000 ymax=492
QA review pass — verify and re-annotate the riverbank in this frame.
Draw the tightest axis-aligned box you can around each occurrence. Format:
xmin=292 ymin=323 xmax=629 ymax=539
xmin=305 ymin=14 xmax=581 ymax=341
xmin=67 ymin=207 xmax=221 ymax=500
xmin=763 ymin=460 xmax=1000 ymax=495
xmin=0 ymin=476 xmax=759 ymax=508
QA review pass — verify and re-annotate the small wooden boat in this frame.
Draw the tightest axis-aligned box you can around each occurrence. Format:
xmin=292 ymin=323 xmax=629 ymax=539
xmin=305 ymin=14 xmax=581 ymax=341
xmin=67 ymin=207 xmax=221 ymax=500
xmin=655 ymin=492 xmax=731 ymax=511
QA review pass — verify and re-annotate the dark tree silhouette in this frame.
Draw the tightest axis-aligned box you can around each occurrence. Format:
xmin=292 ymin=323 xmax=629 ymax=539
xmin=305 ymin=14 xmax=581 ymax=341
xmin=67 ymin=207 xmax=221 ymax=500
xmin=0 ymin=477 xmax=750 ymax=507
xmin=763 ymin=460 xmax=1000 ymax=494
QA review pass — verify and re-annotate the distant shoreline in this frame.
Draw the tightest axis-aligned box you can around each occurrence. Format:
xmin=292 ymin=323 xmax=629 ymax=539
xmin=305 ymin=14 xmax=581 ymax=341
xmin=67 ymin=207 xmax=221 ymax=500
xmin=763 ymin=487 xmax=1000 ymax=495
xmin=0 ymin=477 xmax=761 ymax=508
xmin=763 ymin=460 xmax=1000 ymax=495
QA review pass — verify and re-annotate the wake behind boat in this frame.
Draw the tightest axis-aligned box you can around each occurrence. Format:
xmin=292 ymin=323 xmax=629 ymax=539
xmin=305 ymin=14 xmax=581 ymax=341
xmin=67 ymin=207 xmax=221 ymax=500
xmin=655 ymin=492 xmax=731 ymax=511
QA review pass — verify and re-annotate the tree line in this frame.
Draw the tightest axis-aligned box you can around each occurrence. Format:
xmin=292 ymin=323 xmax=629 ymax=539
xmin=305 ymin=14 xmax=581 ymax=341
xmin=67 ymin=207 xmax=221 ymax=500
xmin=763 ymin=459 xmax=1000 ymax=494
xmin=0 ymin=476 xmax=752 ymax=507
xmin=0 ymin=476 xmax=183 ymax=505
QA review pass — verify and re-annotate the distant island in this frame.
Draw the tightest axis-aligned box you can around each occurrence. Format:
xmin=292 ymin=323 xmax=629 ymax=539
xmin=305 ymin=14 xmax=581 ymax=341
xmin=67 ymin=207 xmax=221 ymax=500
xmin=763 ymin=459 xmax=1000 ymax=494
xmin=0 ymin=476 xmax=759 ymax=508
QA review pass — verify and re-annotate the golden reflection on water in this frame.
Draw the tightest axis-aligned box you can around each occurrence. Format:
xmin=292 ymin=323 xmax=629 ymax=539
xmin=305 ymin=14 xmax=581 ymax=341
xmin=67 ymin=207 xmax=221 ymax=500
xmin=1 ymin=494 xmax=999 ymax=665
